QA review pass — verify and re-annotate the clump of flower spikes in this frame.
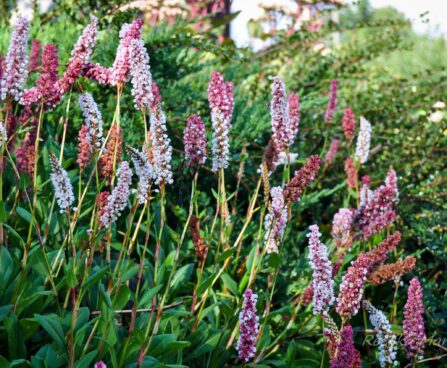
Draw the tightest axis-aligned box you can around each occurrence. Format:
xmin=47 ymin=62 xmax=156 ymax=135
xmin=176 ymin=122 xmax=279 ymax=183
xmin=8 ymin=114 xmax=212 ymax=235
xmin=307 ymin=224 xmax=334 ymax=315
xmin=325 ymin=80 xmax=338 ymax=124
xmin=325 ymin=139 xmax=340 ymax=165
xmin=21 ymin=44 xmax=60 ymax=110
xmin=283 ymin=155 xmax=321 ymax=204
xmin=126 ymin=145 xmax=155 ymax=204
xmin=110 ymin=18 xmax=143 ymax=86
xmin=150 ymin=103 xmax=173 ymax=185
xmin=79 ymin=92 xmax=104 ymax=149
xmin=331 ymin=208 xmax=354 ymax=247
xmin=354 ymin=117 xmax=372 ymax=164
xmin=99 ymin=161 xmax=132 ymax=227
xmin=369 ymin=256 xmax=416 ymax=286
xmin=330 ymin=325 xmax=356 ymax=368
xmin=1 ymin=15 xmax=30 ymax=101
xmin=336 ymin=232 xmax=400 ymax=318
xmin=208 ymin=71 xmax=234 ymax=172
xmin=264 ymin=186 xmax=288 ymax=254
xmin=184 ymin=114 xmax=207 ymax=167
xmin=236 ymin=289 xmax=259 ymax=362
xmin=353 ymin=169 xmax=398 ymax=240
xmin=344 ymin=157 xmax=357 ymax=189
xmin=129 ymin=39 xmax=153 ymax=111
xmin=363 ymin=301 xmax=398 ymax=368
xmin=49 ymin=153 xmax=75 ymax=213
xmin=57 ymin=17 xmax=98 ymax=97
xmin=342 ymin=108 xmax=356 ymax=143
xmin=403 ymin=278 xmax=426 ymax=361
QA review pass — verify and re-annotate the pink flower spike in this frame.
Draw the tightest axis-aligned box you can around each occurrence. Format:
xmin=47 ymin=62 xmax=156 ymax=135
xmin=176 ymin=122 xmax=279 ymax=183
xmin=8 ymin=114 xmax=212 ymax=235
xmin=287 ymin=92 xmax=300 ymax=145
xmin=129 ymin=39 xmax=153 ymax=111
xmin=110 ymin=18 xmax=143 ymax=86
xmin=283 ymin=155 xmax=321 ymax=204
xmin=344 ymin=157 xmax=357 ymax=189
xmin=330 ymin=325 xmax=356 ymax=368
xmin=307 ymin=224 xmax=334 ymax=315
xmin=184 ymin=114 xmax=207 ymax=167
xmin=1 ymin=15 xmax=30 ymax=101
xmin=29 ymin=40 xmax=41 ymax=72
xmin=208 ymin=72 xmax=233 ymax=171
xmin=342 ymin=108 xmax=356 ymax=142
xmin=403 ymin=278 xmax=426 ymax=361
xmin=57 ymin=17 xmax=98 ymax=97
xmin=270 ymin=76 xmax=290 ymax=151
xmin=325 ymin=80 xmax=337 ymax=124
xmin=95 ymin=362 xmax=107 ymax=368
xmin=325 ymin=139 xmax=340 ymax=165
xmin=236 ymin=289 xmax=259 ymax=362
xmin=331 ymin=208 xmax=354 ymax=248
xmin=99 ymin=161 xmax=132 ymax=227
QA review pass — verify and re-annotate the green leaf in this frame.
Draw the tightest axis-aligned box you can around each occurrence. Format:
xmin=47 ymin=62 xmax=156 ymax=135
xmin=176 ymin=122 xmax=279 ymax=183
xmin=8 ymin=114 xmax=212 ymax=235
xmin=170 ymin=264 xmax=194 ymax=290
xmin=220 ymin=273 xmax=238 ymax=296
xmin=74 ymin=349 xmax=97 ymax=368
xmin=268 ymin=252 xmax=281 ymax=269
xmin=16 ymin=207 xmax=32 ymax=224
xmin=138 ymin=285 xmax=163 ymax=308
xmin=113 ymin=284 xmax=131 ymax=310
xmin=80 ymin=266 xmax=108 ymax=299
xmin=0 ymin=246 xmax=13 ymax=291
xmin=34 ymin=314 xmax=67 ymax=354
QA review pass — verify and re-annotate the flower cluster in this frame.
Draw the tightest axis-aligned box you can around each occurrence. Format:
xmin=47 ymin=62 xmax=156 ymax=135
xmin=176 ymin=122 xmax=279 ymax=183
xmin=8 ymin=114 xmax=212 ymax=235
xmin=330 ymin=325 xmax=356 ymax=368
xmin=21 ymin=44 xmax=60 ymax=109
xmin=344 ymin=158 xmax=357 ymax=189
xmin=336 ymin=253 xmax=371 ymax=318
xmin=79 ymin=92 xmax=104 ymax=149
xmin=77 ymin=125 xmax=91 ymax=170
xmin=270 ymin=77 xmax=291 ymax=150
xmin=150 ymin=103 xmax=173 ymax=185
xmin=264 ymin=138 xmax=280 ymax=173
xmin=288 ymin=92 xmax=300 ymax=145
xmin=129 ymin=39 xmax=153 ymax=111
xmin=208 ymin=72 xmax=234 ymax=171
xmin=236 ymin=289 xmax=259 ymax=362
xmin=307 ymin=224 xmax=334 ymax=315
xmin=362 ymin=233 xmax=401 ymax=280
xmin=57 ymin=17 xmax=98 ymax=97
xmin=110 ymin=18 xmax=143 ymax=86
xmin=183 ymin=114 xmax=207 ymax=167
xmin=127 ymin=145 xmax=155 ymax=204
xmin=99 ymin=161 xmax=132 ymax=227
xmin=325 ymin=139 xmax=340 ymax=165
xmin=353 ymin=171 xmax=398 ymax=239
xmin=342 ymin=108 xmax=356 ymax=142
xmin=325 ymin=80 xmax=337 ymax=124
xmin=1 ymin=16 xmax=30 ymax=101
xmin=283 ymin=155 xmax=321 ymax=204
xmin=49 ymin=153 xmax=75 ymax=213
xmin=331 ymin=208 xmax=354 ymax=247
xmin=363 ymin=301 xmax=397 ymax=368
xmin=81 ymin=63 xmax=111 ymax=85
xmin=354 ymin=117 xmax=372 ymax=164
xmin=369 ymin=256 xmax=416 ymax=286
xmin=385 ymin=169 xmax=399 ymax=200
xmin=403 ymin=278 xmax=426 ymax=361
xmin=99 ymin=124 xmax=123 ymax=183
xmin=264 ymin=186 xmax=288 ymax=254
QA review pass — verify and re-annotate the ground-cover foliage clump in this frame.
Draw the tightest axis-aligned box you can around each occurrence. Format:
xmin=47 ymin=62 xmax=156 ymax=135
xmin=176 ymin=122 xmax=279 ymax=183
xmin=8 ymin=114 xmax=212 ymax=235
xmin=0 ymin=1 xmax=446 ymax=367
